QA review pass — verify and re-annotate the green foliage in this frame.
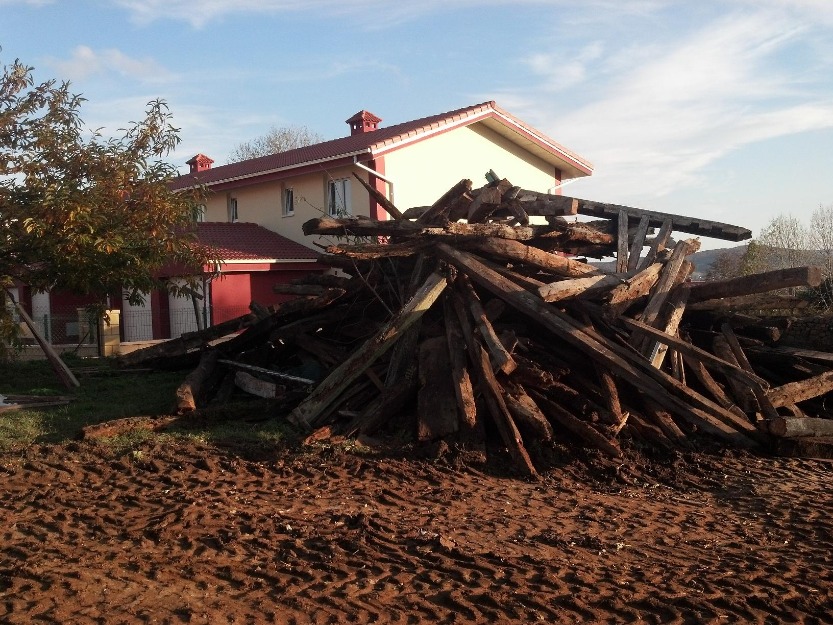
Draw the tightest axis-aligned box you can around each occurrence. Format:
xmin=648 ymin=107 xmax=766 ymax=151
xmin=1 ymin=55 xmax=217 ymax=348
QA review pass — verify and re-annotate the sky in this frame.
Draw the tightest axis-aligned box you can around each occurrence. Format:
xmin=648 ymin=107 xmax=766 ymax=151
xmin=2 ymin=0 xmax=833 ymax=250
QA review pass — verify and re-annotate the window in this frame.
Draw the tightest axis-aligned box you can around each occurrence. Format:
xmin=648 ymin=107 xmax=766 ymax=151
xmin=196 ymin=204 xmax=206 ymax=222
xmin=228 ymin=197 xmax=238 ymax=223
xmin=283 ymin=187 xmax=295 ymax=217
xmin=327 ymin=178 xmax=351 ymax=217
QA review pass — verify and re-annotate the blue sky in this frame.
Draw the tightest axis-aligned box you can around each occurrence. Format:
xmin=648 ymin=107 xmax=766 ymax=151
xmin=2 ymin=0 xmax=833 ymax=249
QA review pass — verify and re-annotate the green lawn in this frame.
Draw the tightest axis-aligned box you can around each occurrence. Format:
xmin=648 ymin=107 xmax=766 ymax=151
xmin=0 ymin=356 xmax=293 ymax=452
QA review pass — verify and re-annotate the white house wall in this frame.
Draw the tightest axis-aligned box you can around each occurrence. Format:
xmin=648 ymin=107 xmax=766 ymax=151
xmin=382 ymin=123 xmax=559 ymax=210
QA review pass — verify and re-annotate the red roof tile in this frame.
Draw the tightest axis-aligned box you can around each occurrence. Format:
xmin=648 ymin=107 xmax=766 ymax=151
xmin=171 ymin=101 xmax=593 ymax=191
xmin=196 ymin=222 xmax=319 ymax=262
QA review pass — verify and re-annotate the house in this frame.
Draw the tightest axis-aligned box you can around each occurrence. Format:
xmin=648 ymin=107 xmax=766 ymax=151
xmin=170 ymin=100 xmax=593 ymax=250
xmin=16 ymin=101 xmax=592 ymax=350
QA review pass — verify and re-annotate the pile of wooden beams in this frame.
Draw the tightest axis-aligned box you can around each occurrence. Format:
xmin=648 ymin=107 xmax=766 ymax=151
xmin=121 ymin=175 xmax=833 ymax=474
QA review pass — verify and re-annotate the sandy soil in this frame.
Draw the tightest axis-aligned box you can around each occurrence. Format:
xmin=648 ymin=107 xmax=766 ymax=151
xmin=1 ymin=438 xmax=831 ymax=624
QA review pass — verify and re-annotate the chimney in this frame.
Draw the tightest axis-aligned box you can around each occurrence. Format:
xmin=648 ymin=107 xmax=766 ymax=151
xmin=346 ymin=110 xmax=382 ymax=136
xmin=186 ymin=153 xmax=214 ymax=173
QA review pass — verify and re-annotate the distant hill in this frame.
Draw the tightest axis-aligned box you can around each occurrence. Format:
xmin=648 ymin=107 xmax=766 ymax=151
xmin=590 ymin=244 xmax=749 ymax=277
xmin=688 ymin=245 xmax=748 ymax=279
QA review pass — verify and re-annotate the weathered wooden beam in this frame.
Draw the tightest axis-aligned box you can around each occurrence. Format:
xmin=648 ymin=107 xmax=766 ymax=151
xmin=765 ymin=417 xmax=833 ymax=438
xmin=538 ymin=274 xmax=624 ymax=303
xmin=681 ymin=266 xmax=823 ymax=303
xmin=767 ymin=369 xmax=833 ymax=408
xmin=433 ymin=243 xmax=760 ymax=448
xmin=417 ymin=336 xmax=459 ymax=441
xmin=570 ymin=197 xmax=752 ymax=241
xmin=10 ymin=296 xmax=79 ymax=389
xmin=636 ymin=219 xmax=672 ymax=271
xmin=288 ymin=272 xmax=447 ymax=429
xmin=352 ymin=172 xmax=403 ymax=220
xmin=627 ymin=215 xmax=651 ymax=272
xmin=531 ymin=391 xmax=622 ymax=457
xmin=458 ymin=275 xmax=516 ymax=374
xmin=616 ymin=209 xmax=629 ymax=273
xmin=462 ymin=238 xmax=602 ymax=278
xmin=418 ymin=179 xmax=473 ymax=224
xmin=443 ymin=295 xmax=478 ymax=431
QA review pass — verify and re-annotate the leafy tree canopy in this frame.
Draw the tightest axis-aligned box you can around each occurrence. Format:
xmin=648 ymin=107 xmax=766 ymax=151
xmin=1 ymin=56 xmax=214 ymax=305
xmin=227 ymin=125 xmax=323 ymax=163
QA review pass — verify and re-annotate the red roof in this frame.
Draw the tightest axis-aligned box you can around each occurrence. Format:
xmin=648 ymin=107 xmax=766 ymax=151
xmin=196 ymin=222 xmax=319 ymax=262
xmin=171 ymin=101 xmax=593 ymax=191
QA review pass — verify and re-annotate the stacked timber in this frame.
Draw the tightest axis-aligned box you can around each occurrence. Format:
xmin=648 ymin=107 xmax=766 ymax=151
xmin=120 ymin=174 xmax=833 ymax=474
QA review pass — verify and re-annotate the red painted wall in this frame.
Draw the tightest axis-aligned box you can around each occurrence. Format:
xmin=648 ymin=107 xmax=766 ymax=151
xmin=210 ymin=272 xmax=252 ymax=324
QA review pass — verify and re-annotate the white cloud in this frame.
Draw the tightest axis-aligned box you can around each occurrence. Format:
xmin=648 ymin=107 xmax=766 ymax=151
xmin=510 ymin=9 xmax=833 ymax=202
xmin=46 ymin=46 xmax=173 ymax=83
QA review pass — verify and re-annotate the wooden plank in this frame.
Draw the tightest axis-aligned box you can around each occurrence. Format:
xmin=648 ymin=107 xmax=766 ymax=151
xmin=616 ymin=209 xmax=629 ymax=273
xmin=636 ymin=219 xmax=672 ymax=272
xmin=473 ymin=343 xmax=538 ymax=477
xmin=627 ymin=215 xmax=651 ymax=272
xmin=288 ymin=271 xmax=447 ymax=429
xmin=234 ymin=371 xmax=278 ymax=399
xmin=647 ymin=287 xmax=690 ymax=367
xmin=571 ymin=197 xmax=752 ymax=241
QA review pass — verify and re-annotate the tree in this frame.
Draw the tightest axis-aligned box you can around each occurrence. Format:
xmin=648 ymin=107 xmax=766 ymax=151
xmin=1 ymin=56 xmax=215 ymax=351
xmin=756 ymin=214 xmax=810 ymax=271
xmin=227 ymin=125 xmax=323 ymax=163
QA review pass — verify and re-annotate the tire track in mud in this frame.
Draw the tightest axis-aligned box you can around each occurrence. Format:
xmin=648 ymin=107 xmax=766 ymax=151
xmin=1 ymin=443 xmax=831 ymax=624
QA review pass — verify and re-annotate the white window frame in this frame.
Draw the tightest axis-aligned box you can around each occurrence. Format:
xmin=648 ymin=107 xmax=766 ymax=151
xmin=327 ymin=178 xmax=351 ymax=217
xmin=282 ymin=187 xmax=295 ymax=217
xmin=228 ymin=197 xmax=238 ymax=223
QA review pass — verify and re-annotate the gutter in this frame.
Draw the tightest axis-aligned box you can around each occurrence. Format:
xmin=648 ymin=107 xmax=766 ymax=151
xmin=353 ymin=157 xmax=395 ymax=205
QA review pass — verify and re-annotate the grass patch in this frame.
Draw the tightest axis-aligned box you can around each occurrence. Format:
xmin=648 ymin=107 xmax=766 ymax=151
xmin=0 ymin=357 xmax=296 ymax=454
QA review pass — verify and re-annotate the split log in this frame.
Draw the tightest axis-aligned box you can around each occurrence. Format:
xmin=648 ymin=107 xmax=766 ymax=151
xmin=417 ymin=336 xmax=459 ymax=441
xmin=531 ymin=391 xmax=622 ymax=457
xmin=418 ymin=178 xmax=472 ymax=224
xmin=504 ymin=384 xmax=554 ymax=443
xmin=175 ymin=349 xmax=219 ymax=414
xmin=765 ymin=417 xmax=833 ymax=438
xmin=288 ymin=271 xmax=447 ymax=429
xmin=458 ymin=274 xmax=516 ymax=374
xmin=467 ymin=186 xmax=503 ymax=223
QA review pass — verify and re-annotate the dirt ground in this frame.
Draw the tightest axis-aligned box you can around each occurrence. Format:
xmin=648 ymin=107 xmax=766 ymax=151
xmin=1 ymin=437 xmax=831 ymax=625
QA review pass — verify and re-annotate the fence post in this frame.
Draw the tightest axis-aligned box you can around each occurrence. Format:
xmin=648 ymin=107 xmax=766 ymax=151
xmin=99 ymin=309 xmax=121 ymax=357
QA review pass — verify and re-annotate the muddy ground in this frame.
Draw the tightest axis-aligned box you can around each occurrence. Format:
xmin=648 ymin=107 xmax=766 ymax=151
xmin=1 ymin=437 xmax=831 ymax=624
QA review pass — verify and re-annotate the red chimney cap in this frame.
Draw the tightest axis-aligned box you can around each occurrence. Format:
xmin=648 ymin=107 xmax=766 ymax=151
xmin=186 ymin=153 xmax=214 ymax=173
xmin=345 ymin=110 xmax=382 ymax=135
